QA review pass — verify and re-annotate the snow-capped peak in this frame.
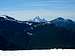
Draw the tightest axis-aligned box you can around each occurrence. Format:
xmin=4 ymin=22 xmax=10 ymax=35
xmin=31 ymin=16 xmax=47 ymax=22
xmin=33 ymin=16 xmax=42 ymax=22
xmin=0 ymin=15 xmax=7 ymax=19
xmin=0 ymin=15 xmax=16 ymax=21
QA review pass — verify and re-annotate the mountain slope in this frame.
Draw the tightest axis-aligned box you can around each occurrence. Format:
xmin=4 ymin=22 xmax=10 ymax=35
xmin=0 ymin=16 xmax=75 ymax=50
xmin=51 ymin=17 xmax=75 ymax=30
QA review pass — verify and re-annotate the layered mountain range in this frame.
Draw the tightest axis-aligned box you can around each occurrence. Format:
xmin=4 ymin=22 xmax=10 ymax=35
xmin=0 ymin=15 xmax=75 ymax=50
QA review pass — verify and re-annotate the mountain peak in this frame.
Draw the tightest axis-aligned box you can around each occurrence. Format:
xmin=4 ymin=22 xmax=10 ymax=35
xmin=32 ymin=16 xmax=47 ymax=22
xmin=34 ymin=16 xmax=40 ymax=19
xmin=51 ymin=17 xmax=65 ymax=23
xmin=0 ymin=15 xmax=7 ymax=19
xmin=0 ymin=15 xmax=16 ymax=21
xmin=51 ymin=17 xmax=75 ymax=28
xmin=33 ymin=16 xmax=41 ymax=22
xmin=57 ymin=17 xmax=64 ymax=20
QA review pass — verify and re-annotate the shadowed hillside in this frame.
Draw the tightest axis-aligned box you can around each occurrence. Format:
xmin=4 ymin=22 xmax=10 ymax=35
xmin=0 ymin=16 xmax=75 ymax=50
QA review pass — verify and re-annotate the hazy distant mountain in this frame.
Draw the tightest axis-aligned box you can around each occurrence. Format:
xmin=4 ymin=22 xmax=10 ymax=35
xmin=31 ymin=16 xmax=47 ymax=22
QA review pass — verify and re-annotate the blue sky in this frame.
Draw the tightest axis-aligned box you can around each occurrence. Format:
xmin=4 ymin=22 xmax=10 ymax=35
xmin=0 ymin=0 xmax=75 ymax=20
